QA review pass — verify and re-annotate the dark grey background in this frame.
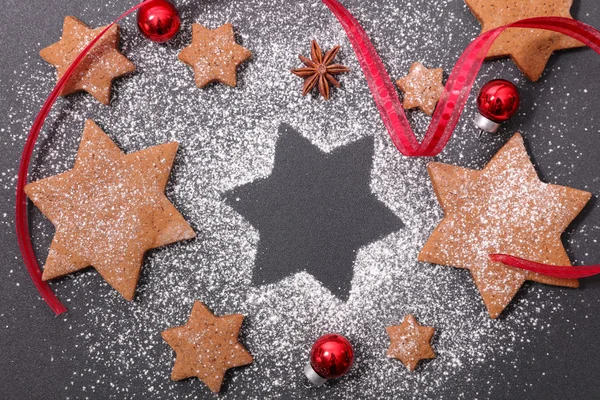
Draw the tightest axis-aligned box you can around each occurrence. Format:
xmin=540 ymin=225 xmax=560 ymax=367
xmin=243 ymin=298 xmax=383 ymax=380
xmin=1 ymin=0 xmax=600 ymax=399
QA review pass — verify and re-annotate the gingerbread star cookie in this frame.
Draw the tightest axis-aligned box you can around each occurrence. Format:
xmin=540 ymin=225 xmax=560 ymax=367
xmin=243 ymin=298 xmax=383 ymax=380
xmin=179 ymin=23 xmax=252 ymax=88
xmin=386 ymin=315 xmax=436 ymax=372
xmin=39 ymin=16 xmax=135 ymax=105
xmin=418 ymin=133 xmax=591 ymax=318
xmin=162 ymin=301 xmax=253 ymax=393
xmin=396 ymin=62 xmax=444 ymax=116
xmin=24 ymin=120 xmax=195 ymax=300
xmin=465 ymin=0 xmax=584 ymax=81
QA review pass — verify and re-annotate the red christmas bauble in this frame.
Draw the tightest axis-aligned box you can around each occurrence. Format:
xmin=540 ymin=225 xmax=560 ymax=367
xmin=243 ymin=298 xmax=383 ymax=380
xmin=304 ymin=334 xmax=354 ymax=386
xmin=137 ymin=0 xmax=180 ymax=43
xmin=477 ymin=79 xmax=520 ymax=122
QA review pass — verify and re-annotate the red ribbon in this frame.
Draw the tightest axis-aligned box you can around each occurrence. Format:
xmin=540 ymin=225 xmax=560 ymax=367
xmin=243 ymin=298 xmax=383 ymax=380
xmin=322 ymin=0 xmax=600 ymax=280
xmin=322 ymin=0 xmax=600 ymax=156
xmin=490 ymin=255 xmax=600 ymax=279
xmin=15 ymin=1 xmax=148 ymax=315
xmin=16 ymin=0 xmax=600 ymax=315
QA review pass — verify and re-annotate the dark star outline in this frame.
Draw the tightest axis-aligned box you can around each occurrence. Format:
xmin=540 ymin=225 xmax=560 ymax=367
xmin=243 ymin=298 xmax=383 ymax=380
xmin=224 ymin=124 xmax=403 ymax=300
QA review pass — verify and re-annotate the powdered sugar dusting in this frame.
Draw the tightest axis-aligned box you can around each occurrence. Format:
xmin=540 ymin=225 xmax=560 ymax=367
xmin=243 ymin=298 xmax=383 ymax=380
xmin=2 ymin=0 xmax=599 ymax=398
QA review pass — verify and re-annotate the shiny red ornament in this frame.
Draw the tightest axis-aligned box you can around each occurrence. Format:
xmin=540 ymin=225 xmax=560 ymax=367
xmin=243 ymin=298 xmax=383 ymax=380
xmin=474 ymin=79 xmax=520 ymax=134
xmin=137 ymin=0 xmax=180 ymax=43
xmin=304 ymin=334 xmax=354 ymax=386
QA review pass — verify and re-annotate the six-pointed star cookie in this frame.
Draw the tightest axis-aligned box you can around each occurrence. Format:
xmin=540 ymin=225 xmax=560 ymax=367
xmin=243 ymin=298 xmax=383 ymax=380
xmin=162 ymin=301 xmax=253 ymax=393
xmin=39 ymin=16 xmax=135 ymax=105
xmin=465 ymin=0 xmax=583 ymax=81
xmin=386 ymin=314 xmax=436 ymax=372
xmin=24 ymin=120 xmax=196 ymax=300
xmin=224 ymin=124 xmax=403 ymax=301
xmin=418 ymin=133 xmax=591 ymax=318
xmin=396 ymin=62 xmax=444 ymax=116
xmin=179 ymin=23 xmax=252 ymax=88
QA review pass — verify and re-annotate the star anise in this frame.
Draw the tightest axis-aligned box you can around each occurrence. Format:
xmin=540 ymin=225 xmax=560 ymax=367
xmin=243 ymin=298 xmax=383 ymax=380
xmin=291 ymin=40 xmax=350 ymax=100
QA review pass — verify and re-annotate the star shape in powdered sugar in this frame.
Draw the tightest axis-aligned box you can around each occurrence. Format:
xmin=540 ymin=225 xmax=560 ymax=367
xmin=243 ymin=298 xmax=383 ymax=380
xmin=418 ymin=133 xmax=591 ymax=318
xmin=386 ymin=314 xmax=436 ymax=372
xmin=162 ymin=301 xmax=253 ymax=393
xmin=396 ymin=62 xmax=444 ymax=116
xmin=465 ymin=0 xmax=584 ymax=81
xmin=40 ymin=16 xmax=135 ymax=105
xmin=24 ymin=120 xmax=196 ymax=300
xmin=179 ymin=23 xmax=252 ymax=88
xmin=224 ymin=124 xmax=402 ymax=300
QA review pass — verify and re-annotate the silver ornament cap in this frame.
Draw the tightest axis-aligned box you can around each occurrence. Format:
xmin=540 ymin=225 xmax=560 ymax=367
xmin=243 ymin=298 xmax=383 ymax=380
xmin=474 ymin=112 xmax=500 ymax=134
xmin=304 ymin=362 xmax=327 ymax=386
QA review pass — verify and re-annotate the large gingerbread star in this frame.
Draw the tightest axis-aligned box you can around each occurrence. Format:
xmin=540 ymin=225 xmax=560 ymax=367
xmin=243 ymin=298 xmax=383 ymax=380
xmin=386 ymin=314 xmax=436 ymax=372
xmin=162 ymin=301 xmax=253 ymax=393
xmin=24 ymin=120 xmax=195 ymax=300
xmin=465 ymin=0 xmax=583 ymax=81
xmin=39 ymin=16 xmax=135 ymax=104
xmin=418 ymin=133 xmax=590 ymax=318
xmin=179 ymin=23 xmax=252 ymax=88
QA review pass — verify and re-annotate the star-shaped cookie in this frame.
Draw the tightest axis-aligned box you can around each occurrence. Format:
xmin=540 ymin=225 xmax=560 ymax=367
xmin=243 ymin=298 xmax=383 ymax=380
xmin=465 ymin=0 xmax=584 ymax=81
xmin=39 ymin=16 xmax=136 ymax=105
xmin=162 ymin=301 xmax=254 ymax=393
xmin=179 ymin=23 xmax=252 ymax=88
xmin=418 ymin=133 xmax=591 ymax=318
xmin=386 ymin=314 xmax=436 ymax=372
xmin=396 ymin=62 xmax=444 ymax=116
xmin=24 ymin=120 xmax=196 ymax=300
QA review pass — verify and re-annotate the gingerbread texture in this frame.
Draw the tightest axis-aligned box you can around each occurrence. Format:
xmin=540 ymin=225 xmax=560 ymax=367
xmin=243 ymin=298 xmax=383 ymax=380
xmin=465 ymin=0 xmax=584 ymax=81
xmin=39 ymin=16 xmax=135 ymax=105
xmin=179 ymin=23 xmax=252 ymax=88
xmin=162 ymin=301 xmax=253 ymax=393
xmin=396 ymin=62 xmax=444 ymax=116
xmin=24 ymin=120 xmax=196 ymax=300
xmin=418 ymin=133 xmax=591 ymax=318
xmin=386 ymin=314 xmax=436 ymax=372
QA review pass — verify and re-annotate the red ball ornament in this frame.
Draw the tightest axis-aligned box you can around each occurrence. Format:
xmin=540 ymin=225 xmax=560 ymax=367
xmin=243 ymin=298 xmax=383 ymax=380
xmin=304 ymin=334 xmax=354 ymax=386
xmin=474 ymin=79 xmax=520 ymax=134
xmin=137 ymin=0 xmax=181 ymax=43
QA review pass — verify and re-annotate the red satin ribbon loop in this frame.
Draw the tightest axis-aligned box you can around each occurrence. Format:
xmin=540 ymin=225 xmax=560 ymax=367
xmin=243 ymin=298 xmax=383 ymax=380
xmin=16 ymin=0 xmax=600 ymax=315
xmin=323 ymin=0 xmax=600 ymax=280
xmin=15 ymin=1 xmax=149 ymax=315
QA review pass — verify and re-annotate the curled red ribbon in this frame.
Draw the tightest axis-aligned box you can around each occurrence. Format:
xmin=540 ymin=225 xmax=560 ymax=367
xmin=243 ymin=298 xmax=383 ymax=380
xmin=322 ymin=0 xmax=600 ymax=280
xmin=16 ymin=0 xmax=600 ymax=315
xmin=15 ymin=1 xmax=148 ymax=315
xmin=322 ymin=0 xmax=600 ymax=156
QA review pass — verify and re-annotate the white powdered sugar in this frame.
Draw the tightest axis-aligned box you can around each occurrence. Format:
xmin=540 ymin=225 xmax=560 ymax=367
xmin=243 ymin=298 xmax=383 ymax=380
xmin=2 ymin=0 xmax=598 ymax=398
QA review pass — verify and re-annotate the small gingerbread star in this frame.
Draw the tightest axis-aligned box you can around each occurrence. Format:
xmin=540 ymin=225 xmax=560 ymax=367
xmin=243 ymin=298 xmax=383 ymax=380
xmin=465 ymin=0 xmax=584 ymax=81
xmin=396 ymin=62 xmax=444 ymax=116
xmin=386 ymin=314 xmax=436 ymax=372
xmin=24 ymin=120 xmax=196 ymax=300
xmin=418 ymin=133 xmax=591 ymax=318
xmin=179 ymin=23 xmax=252 ymax=88
xmin=162 ymin=301 xmax=254 ymax=393
xmin=39 ymin=16 xmax=135 ymax=105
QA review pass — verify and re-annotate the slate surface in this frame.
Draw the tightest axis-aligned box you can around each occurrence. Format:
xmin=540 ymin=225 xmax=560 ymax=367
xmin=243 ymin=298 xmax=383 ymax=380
xmin=1 ymin=0 xmax=600 ymax=399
